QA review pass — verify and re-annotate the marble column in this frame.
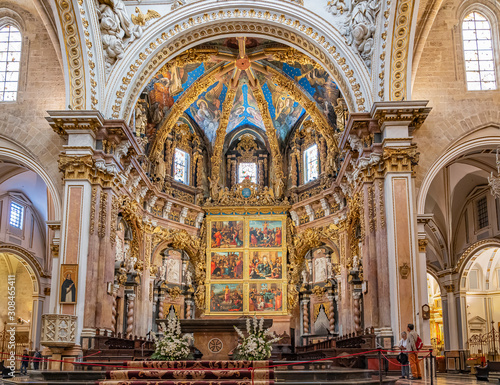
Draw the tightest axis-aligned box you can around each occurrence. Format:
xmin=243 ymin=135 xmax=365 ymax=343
xmin=375 ymin=101 xmax=431 ymax=342
xmin=417 ymin=215 xmax=433 ymax=345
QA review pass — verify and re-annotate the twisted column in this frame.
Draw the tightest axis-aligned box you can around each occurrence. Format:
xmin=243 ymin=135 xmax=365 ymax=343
xmin=126 ymin=293 xmax=135 ymax=337
xmin=353 ymin=292 xmax=362 ymax=334
xmin=111 ymin=285 xmax=119 ymax=334
xmin=185 ymin=298 xmax=193 ymax=320
xmin=158 ymin=295 xmax=165 ymax=320
xmin=302 ymin=299 xmax=310 ymax=334
xmin=328 ymin=296 xmax=335 ymax=334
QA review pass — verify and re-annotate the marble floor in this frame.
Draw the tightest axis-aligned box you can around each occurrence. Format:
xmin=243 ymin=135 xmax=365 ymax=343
xmin=396 ymin=373 xmax=485 ymax=384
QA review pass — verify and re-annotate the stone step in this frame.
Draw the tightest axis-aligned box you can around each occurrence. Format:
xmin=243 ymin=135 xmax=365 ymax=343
xmin=2 ymin=379 xmax=97 ymax=385
xmin=275 ymin=378 xmax=398 ymax=385
xmin=275 ymin=369 xmax=374 ymax=381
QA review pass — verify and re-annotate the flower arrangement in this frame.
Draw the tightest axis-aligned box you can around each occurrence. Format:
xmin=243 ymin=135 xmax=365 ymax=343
xmin=233 ymin=316 xmax=281 ymax=361
xmin=151 ymin=316 xmax=192 ymax=361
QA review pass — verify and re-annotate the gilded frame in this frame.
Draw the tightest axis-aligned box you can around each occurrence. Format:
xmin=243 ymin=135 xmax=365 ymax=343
xmin=205 ymin=214 xmax=288 ymax=315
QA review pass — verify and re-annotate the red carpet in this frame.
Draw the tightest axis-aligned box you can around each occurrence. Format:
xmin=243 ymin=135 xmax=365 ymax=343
xmin=96 ymin=360 xmax=274 ymax=385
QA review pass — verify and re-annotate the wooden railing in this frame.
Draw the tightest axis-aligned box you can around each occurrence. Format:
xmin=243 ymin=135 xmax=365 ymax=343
xmin=296 ymin=327 xmax=376 ymax=353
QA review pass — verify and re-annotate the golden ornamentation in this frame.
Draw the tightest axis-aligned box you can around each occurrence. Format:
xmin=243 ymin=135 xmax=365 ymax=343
xmin=209 ymin=87 xmax=236 ymax=199
xmin=334 ymin=98 xmax=347 ymax=132
xmin=167 ymin=286 xmax=182 ymax=300
xmin=55 ymin=0 xmax=85 ymax=109
xmin=368 ymin=185 xmax=375 ymax=232
xmin=382 ymin=145 xmax=419 ymax=174
xmin=110 ymin=196 xmax=120 ymax=246
xmin=378 ymin=180 xmax=385 ymax=228
xmin=131 ymin=7 xmax=161 ymax=26
xmin=312 ymin=285 xmax=326 ymax=297
xmin=453 ymin=238 xmax=500 ymax=274
xmin=159 ymin=48 xmax=218 ymax=76
xmin=252 ymin=85 xmax=286 ymax=198
xmin=205 ymin=178 xmax=285 ymax=207
xmin=444 ymin=284 xmax=455 ymax=293
xmin=120 ymin=196 xmax=143 ymax=263
xmin=98 ymin=191 xmax=108 ymax=238
xmin=399 ymin=262 xmax=410 ymax=279
xmin=90 ymin=186 xmax=97 ymax=235
xmin=57 ymin=154 xmax=123 ymax=188
xmin=418 ymin=239 xmax=428 ymax=253
xmin=265 ymin=47 xmax=320 ymax=68
xmin=389 ymin=0 xmax=414 ymax=101
xmin=236 ymin=134 xmax=258 ymax=163
xmin=117 ymin=16 xmax=366 ymax=124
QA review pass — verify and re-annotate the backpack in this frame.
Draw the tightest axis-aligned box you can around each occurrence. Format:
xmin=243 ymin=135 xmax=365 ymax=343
xmin=415 ymin=335 xmax=423 ymax=350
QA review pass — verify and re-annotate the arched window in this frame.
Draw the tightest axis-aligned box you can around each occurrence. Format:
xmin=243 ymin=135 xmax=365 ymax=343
xmin=462 ymin=12 xmax=497 ymax=90
xmin=304 ymin=144 xmax=319 ymax=183
xmin=238 ymin=162 xmax=257 ymax=183
xmin=0 ymin=24 xmax=22 ymax=101
xmin=173 ymin=148 xmax=189 ymax=184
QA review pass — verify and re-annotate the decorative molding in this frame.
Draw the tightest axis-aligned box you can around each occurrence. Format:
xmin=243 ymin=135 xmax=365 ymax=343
xmin=109 ymin=8 xmax=370 ymax=122
xmin=98 ymin=191 xmax=108 ymax=238
xmin=399 ymin=262 xmax=410 ymax=279
xmin=55 ymin=0 xmax=85 ymax=109
xmin=418 ymin=238 xmax=428 ymax=252
xmin=389 ymin=0 xmax=414 ymax=101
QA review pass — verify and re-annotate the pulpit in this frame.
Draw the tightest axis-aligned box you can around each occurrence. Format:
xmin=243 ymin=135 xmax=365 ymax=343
xmin=157 ymin=318 xmax=273 ymax=360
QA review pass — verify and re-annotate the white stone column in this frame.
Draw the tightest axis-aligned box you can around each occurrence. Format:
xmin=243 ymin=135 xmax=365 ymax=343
xmin=31 ymin=294 xmax=45 ymax=349
xmin=417 ymin=215 xmax=432 ymax=345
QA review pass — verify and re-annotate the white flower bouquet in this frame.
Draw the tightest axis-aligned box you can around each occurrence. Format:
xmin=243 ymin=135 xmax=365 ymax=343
xmin=151 ymin=317 xmax=192 ymax=361
xmin=233 ymin=316 xmax=281 ymax=361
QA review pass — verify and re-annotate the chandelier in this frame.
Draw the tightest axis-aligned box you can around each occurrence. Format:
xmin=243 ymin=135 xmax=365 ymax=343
xmin=488 ymin=149 xmax=500 ymax=198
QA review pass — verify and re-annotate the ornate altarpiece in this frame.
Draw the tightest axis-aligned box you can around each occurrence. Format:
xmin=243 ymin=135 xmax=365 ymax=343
xmin=205 ymin=212 xmax=288 ymax=315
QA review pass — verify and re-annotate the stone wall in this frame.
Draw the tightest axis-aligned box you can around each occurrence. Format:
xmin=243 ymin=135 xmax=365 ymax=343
xmin=0 ymin=1 xmax=65 ymax=195
xmin=412 ymin=0 xmax=500 ymax=190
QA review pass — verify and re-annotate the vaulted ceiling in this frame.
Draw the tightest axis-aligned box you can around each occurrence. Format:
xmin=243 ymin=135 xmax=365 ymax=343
xmin=137 ymin=37 xmax=342 ymax=153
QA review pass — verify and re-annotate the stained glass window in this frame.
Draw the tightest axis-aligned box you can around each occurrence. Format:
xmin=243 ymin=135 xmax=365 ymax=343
xmin=174 ymin=148 xmax=189 ymax=184
xmin=0 ymin=25 xmax=22 ymax=101
xmin=304 ymin=144 xmax=319 ymax=183
xmin=238 ymin=162 xmax=257 ymax=183
xmin=9 ymin=201 xmax=23 ymax=229
xmin=462 ymin=12 xmax=497 ymax=91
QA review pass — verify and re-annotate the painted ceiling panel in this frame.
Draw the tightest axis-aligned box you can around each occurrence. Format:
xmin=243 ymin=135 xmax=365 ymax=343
xmin=227 ymin=83 xmax=265 ymax=133
xmin=186 ymin=81 xmax=228 ymax=144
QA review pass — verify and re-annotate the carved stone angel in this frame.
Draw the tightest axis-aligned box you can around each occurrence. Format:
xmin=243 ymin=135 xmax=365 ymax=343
xmin=97 ymin=0 xmax=143 ymax=73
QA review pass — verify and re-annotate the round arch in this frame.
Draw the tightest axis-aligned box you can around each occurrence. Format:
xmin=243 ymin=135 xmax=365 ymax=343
xmin=102 ymin=0 xmax=371 ymax=121
xmin=454 ymin=239 xmax=500 ymax=279
xmin=0 ymin=245 xmax=44 ymax=294
xmin=0 ymin=136 xmax=62 ymax=221
xmin=416 ymin=124 xmax=500 ymax=215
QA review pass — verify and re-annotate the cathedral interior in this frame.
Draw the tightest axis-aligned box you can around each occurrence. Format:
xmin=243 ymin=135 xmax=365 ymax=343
xmin=0 ymin=0 xmax=499 ymax=379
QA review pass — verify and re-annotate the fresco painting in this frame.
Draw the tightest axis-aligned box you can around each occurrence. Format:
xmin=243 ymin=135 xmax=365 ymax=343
xmin=272 ymin=62 xmax=341 ymax=128
xmin=226 ymin=83 xmax=265 ymax=133
xmin=209 ymin=283 xmax=243 ymax=312
xmin=187 ymin=81 xmax=228 ymax=144
xmin=261 ymin=82 xmax=305 ymax=142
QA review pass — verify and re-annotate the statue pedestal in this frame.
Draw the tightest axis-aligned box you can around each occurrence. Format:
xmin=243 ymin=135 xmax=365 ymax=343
xmin=157 ymin=318 xmax=273 ymax=360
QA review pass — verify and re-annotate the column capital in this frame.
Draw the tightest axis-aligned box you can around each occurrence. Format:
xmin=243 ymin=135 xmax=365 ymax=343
xmin=370 ymin=100 xmax=431 ymax=133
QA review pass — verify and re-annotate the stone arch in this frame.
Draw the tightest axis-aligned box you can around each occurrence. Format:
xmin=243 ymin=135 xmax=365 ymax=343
xmin=416 ymin=122 xmax=500 ymax=215
xmin=102 ymin=1 xmax=371 ymax=121
xmin=454 ymin=239 xmax=500 ymax=279
xmin=0 ymin=136 xmax=62 ymax=221
xmin=0 ymin=244 xmax=46 ymax=295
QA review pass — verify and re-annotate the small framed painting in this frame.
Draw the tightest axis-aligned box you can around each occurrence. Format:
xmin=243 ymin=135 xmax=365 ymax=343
xmin=60 ymin=264 xmax=78 ymax=304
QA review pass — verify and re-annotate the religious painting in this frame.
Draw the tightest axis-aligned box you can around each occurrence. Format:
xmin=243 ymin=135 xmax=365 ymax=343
xmin=249 ymin=220 xmax=283 ymax=248
xmin=210 ymin=220 xmax=244 ymax=248
xmin=187 ymin=81 xmax=228 ymax=144
xmin=249 ymin=282 xmax=283 ymax=312
xmin=260 ymin=80 xmax=305 ymax=143
xmin=60 ymin=264 xmax=78 ymax=304
xmin=209 ymin=283 xmax=243 ymax=312
xmin=226 ymin=84 xmax=265 ymax=133
xmin=249 ymin=251 xmax=282 ymax=279
xmin=266 ymin=62 xmax=340 ymax=129
xmin=210 ymin=251 xmax=244 ymax=279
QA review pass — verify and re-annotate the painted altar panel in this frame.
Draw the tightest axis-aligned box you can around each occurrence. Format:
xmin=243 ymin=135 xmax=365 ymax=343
xmin=205 ymin=214 xmax=287 ymax=315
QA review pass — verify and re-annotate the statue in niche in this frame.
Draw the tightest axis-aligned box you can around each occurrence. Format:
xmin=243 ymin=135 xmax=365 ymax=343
xmin=97 ymin=0 xmax=143 ymax=73
xmin=134 ymin=103 xmax=147 ymax=137
xmin=166 ymin=258 xmax=181 ymax=284
xmin=352 ymin=255 xmax=360 ymax=271
xmin=158 ymin=264 xmax=166 ymax=281
xmin=115 ymin=222 xmax=125 ymax=262
xmin=314 ymin=257 xmax=328 ymax=283
xmin=185 ymin=269 xmax=192 ymax=286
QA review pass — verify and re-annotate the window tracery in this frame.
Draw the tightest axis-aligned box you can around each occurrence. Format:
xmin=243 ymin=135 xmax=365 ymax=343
xmin=0 ymin=24 xmax=21 ymax=101
xmin=238 ymin=162 xmax=257 ymax=183
xmin=174 ymin=148 xmax=190 ymax=185
xmin=462 ymin=11 xmax=497 ymax=91
xmin=304 ymin=144 xmax=319 ymax=183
